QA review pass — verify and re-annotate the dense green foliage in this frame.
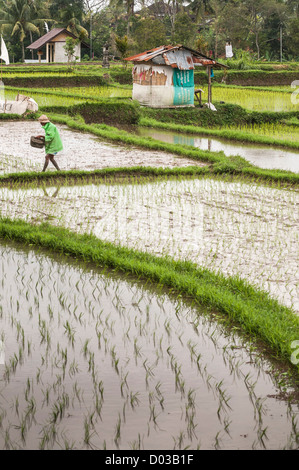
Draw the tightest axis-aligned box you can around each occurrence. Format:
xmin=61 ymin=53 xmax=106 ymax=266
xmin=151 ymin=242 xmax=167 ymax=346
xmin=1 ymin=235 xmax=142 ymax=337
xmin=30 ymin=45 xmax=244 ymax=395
xmin=1 ymin=0 xmax=299 ymax=63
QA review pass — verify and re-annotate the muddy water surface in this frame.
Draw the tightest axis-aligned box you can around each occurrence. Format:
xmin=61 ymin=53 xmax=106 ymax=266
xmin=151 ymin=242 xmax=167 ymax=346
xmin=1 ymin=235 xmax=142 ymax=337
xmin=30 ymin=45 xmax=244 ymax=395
xmin=0 ymin=242 xmax=298 ymax=450
xmin=0 ymin=121 xmax=206 ymax=174
xmin=137 ymin=128 xmax=299 ymax=173
xmin=0 ymin=178 xmax=298 ymax=312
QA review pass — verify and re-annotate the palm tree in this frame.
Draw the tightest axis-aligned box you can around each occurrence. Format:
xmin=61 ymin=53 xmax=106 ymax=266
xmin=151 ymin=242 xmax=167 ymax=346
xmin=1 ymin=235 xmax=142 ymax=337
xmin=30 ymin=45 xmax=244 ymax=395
xmin=0 ymin=0 xmax=40 ymax=62
xmin=26 ymin=0 xmax=56 ymax=36
xmin=109 ymin=0 xmax=135 ymax=35
xmin=56 ymin=2 xmax=89 ymax=39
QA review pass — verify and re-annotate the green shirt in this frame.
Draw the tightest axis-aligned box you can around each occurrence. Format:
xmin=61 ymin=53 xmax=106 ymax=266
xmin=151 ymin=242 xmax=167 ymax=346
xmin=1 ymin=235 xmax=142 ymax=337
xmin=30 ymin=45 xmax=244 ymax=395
xmin=44 ymin=122 xmax=63 ymax=154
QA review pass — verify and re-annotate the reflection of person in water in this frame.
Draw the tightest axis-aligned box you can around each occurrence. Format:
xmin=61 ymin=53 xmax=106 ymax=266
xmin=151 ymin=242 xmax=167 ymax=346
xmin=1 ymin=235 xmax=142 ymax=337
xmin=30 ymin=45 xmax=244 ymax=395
xmin=36 ymin=115 xmax=63 ymax=172
xmin=42 ymin=186 xmax=61 ymax=198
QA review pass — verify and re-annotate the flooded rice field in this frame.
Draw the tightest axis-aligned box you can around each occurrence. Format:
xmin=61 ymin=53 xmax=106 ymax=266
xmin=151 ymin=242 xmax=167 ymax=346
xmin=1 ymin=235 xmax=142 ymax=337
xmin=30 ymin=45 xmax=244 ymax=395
xmin=1 ymin=116 xmax=299 ymax=450
xmin=137 ymin=128 xmax=299 ymax=173
xmin=2 ymin=120 xmax=298 ymax=175
xmin=0 ymin=242 xmax=298 ymax=450
xmin=0 ymin=178 xmax=298 ymax=313
xmin=207 ymin=86 xmax=299 ymax=113
xmin=0 ymin=122 xmax=206 ymax=174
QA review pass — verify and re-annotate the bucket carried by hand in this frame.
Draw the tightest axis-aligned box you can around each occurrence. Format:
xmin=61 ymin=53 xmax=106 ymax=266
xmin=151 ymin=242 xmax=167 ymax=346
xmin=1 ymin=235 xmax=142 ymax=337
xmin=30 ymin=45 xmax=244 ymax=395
xmin=30 ymin=136 xmax=45 ymax=149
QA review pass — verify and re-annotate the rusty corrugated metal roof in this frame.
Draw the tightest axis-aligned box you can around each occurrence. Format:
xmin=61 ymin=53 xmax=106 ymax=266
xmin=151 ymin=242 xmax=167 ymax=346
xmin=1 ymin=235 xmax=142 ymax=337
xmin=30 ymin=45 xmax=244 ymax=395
xmin=163 ymin=49 xmax=194 ymax=69
xmin=125 ymin=45 xmax=175 ymax=63
xmin=125 ymin=45 xmax=227 ymax=70
xmin=192 ymin=57 xmax=217 ymax=66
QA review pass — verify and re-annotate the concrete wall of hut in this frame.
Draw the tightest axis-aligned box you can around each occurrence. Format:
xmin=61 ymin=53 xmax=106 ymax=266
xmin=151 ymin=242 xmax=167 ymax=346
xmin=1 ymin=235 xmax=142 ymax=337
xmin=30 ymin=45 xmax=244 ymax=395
xmin=46 ymin=38 xmax=81 ymax=63
xmin=132 ymin=64 xmax=194 ymax=108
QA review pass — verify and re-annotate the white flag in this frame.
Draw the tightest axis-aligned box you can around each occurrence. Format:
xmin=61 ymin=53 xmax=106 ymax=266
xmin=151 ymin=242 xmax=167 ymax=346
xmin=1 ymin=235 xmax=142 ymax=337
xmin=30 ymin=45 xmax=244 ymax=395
xmin=44 ymin=22 xmax=49 ymax=33
xmin=0 ymin=36 xmax=10 ymax=64
xmin=225 ymin=43 xmax=233 ymax=59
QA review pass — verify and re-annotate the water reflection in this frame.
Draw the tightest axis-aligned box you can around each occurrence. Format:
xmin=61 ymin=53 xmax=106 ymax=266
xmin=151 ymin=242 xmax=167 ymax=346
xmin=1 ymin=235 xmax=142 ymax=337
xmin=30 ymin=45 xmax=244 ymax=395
xmin=42 ymin=186 xmax=61 ymax=198
xmin=0 ymin=241 xmax=298 ymax=450
xmin=138 ymin=128 xmax=299 ymax=173
xmin=0 ymin=178 xmax=298 ymax=311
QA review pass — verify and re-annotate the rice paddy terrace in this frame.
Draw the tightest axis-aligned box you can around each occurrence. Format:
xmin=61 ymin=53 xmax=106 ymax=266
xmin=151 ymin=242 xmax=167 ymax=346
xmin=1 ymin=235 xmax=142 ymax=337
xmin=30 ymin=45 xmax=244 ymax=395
xmin=0 ymin=63 xmax=298 ymax=450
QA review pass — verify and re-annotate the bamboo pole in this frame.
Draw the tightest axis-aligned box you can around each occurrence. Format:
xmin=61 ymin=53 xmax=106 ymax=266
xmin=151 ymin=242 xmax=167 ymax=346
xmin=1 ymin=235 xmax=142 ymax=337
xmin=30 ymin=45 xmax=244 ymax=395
xmin=0 ymin=35 xmax=2 ymax=82
xmin=208 ymin=66 xmax=211 ymax=105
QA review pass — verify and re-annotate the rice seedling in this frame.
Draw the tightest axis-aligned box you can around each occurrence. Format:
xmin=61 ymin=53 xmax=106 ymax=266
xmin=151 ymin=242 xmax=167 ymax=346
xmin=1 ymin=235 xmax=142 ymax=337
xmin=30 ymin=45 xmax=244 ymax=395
xmin=139 ymin=116 xmax=299 ymax=154
xmin=4 ymin=88 xmax=85 ymax=107
xmin=38 ymin=85 xmax=132 ymax=100
xmin=223 ymin=122 xmax=299 ymax=143
xmin=114 ymin=413 xmax=122 ymax=447
xmin=0 ymin=177 xmax=297 ymax=312
xmin=0 ymin=168 xmax=298 ymax=450
xmin=201 ymin=84 xmax=299 ymax=112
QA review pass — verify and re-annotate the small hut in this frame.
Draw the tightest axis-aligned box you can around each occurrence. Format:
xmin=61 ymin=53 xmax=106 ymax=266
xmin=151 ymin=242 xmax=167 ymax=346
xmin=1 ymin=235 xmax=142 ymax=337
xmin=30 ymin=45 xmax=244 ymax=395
xmin=27 ymin=28 xmax=87 ymax=63
xmin=125 ymin=45 xmax=227 ymax=108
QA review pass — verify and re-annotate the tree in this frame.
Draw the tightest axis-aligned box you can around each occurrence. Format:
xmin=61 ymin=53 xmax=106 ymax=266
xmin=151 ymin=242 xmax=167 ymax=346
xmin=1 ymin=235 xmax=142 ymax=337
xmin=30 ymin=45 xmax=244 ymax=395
xmin=83 ymin=0 xmax=105 ymax=59
xmin=163 ymin=0 xmax=185 ymax=41
xmin=114 ymin=34 xmax=129 ymax=63
xmin=286 ymin=0 xmax=299 ymax=18
xmin=59 ymin=5 xmax=89 ymax=39
xmin=27 ymin=0 xmax=54 ymax=35
xmin=194 ymin=34 xmax=209 ymax=55
xmin=82 ymin=6 xmax=112 ymax=60
xmin=63 ymin=36 xmax=80 ymax=67
xmin=260 ymin=0 xmax=288 ymax=61
xmin=132 ymin=16 xmax=167 ymax=51
xmin=217 ymin=0 xmax=267 ymax=59
xmin=173 ymin=11 xmax=197 ymax=47
xmin=208 ymin=0 xmax=228 ymax=58
xmin=187 ymin=0 xmax=213 ymax=22
xmin=26 ymin=0 xmax=54 ymax=59
xmin=0 ymin=0 xmax=40 ymax=62
xmin=285 ymin=17 xmax=299 ymax=59
xmin=49 ymin=0 xmax=88 ymax=39
xmin=109 ymin=0 xmax=135 ymax=35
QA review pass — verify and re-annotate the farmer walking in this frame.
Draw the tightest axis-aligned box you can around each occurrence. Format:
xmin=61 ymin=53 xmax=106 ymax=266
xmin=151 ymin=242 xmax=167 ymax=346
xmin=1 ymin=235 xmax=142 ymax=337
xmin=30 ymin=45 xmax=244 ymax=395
xmin=37 ymin=115 xmax=63 ymax=172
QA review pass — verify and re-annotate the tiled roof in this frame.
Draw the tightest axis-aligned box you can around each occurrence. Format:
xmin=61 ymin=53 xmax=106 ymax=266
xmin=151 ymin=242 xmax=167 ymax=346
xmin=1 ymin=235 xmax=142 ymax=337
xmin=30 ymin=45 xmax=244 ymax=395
xmin=27 ymin=28 xmax=78 ymax=50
